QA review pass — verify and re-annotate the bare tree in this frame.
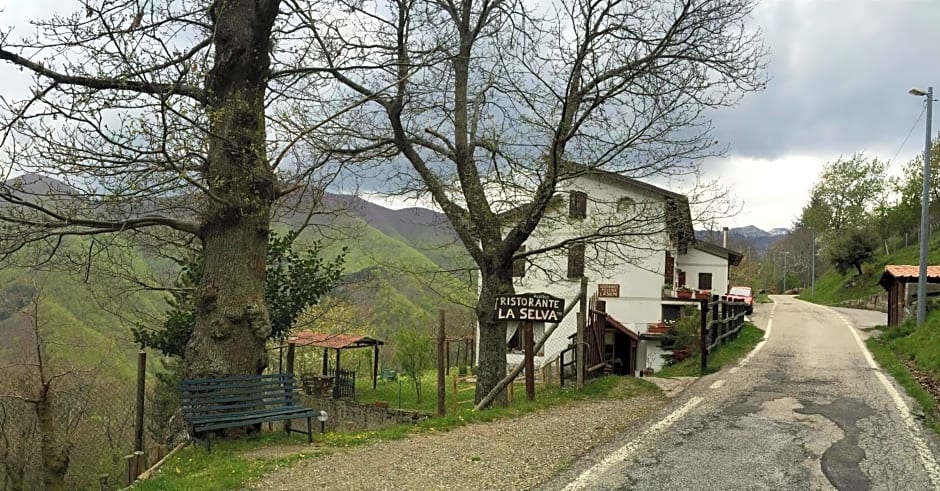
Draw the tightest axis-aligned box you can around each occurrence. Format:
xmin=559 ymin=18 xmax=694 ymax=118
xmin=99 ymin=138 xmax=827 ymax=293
xmin=0 ymin=285 xmax=96 ymax=491
xmin=302 ymin=0 xmax=765 ymax=402
xmin=0 ymin=0 xmax=356 ymax=378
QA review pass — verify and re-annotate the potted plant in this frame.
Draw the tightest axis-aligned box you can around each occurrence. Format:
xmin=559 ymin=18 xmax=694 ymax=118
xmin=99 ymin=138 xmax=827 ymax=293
xmin=676 ymin=286 xmax=693 ymax=299
xmin=694 ymin=290 xmax=710 ymax=300
xmin=662 ymin=282 xmax=674 ymax=298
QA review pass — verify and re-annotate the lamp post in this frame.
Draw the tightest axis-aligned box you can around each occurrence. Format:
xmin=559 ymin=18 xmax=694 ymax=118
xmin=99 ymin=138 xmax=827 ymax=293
xmin=910 ymin=87 xmax=933 ymax=326
xmin=783 ymin=251 xmax=790 ymax=292
xmin=810 ymin=228 xmax=816 ymax=298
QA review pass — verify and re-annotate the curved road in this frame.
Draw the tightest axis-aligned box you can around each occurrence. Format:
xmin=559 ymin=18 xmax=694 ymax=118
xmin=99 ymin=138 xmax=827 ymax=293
xmin=544 ymin=296 xmax=940 ymax=490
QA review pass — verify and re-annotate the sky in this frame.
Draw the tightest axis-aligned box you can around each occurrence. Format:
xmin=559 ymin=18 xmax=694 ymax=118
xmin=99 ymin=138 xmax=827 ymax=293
xmin=2 ymin=0 xmax=940 ymax=231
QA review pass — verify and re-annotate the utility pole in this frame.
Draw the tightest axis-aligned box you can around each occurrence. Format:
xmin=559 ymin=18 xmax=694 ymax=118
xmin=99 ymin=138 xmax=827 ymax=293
xmin=783 ymin=251 xmax=790 ymax=292
xmin=911 ymin=86 xmax=934 ymax=326
xmin=811 ymin=229 xmax=816 ymax=298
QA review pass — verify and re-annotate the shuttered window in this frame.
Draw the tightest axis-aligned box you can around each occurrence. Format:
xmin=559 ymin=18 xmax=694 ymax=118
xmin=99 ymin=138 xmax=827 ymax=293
xmin=512 ymin=246 xmax=526 ymax=277
xmin=698 ymin=272 xmax=713 ymax=290
xmin=678 ymin=269 xmax=686 ymax=287
xmin=567 ymin=242 xmax=585 ymax=279
xmin=569 ymin=190 xmax=587 ymax=219
xmin=665 ymin=252 xmax=675 ymax=285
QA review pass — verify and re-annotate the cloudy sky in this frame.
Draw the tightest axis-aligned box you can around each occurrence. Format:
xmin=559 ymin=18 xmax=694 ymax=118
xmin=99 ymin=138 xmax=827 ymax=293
xmin=2 ymin=0 xmax=939 ymax=231
xmin=705 ymin=0 xmax=940 ymax=230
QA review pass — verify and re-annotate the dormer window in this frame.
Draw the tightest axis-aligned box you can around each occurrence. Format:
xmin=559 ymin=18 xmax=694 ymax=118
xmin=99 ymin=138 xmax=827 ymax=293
xmin=569 ymin=190 xmax=587 ymax=219
xmin=617 ymin=197 xmax=635 ymax=213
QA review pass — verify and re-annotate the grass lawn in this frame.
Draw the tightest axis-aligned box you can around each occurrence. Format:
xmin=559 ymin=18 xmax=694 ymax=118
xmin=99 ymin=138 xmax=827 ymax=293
xmin=756 ymin=292 xmax=773 ymax=304
xmin=654 ymin=323 xmax=764 ymax=378
xmin=355 ymin=370 xmax=476 ymax=413
xmin=132 ymin=375 xmax=661 ymax=491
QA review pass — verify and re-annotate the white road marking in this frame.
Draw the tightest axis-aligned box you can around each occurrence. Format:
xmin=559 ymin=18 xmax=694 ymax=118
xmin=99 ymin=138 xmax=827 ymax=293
xmin=734 ymin=300 xmax=777 ymax=372
xmin=562 ymin=396 xmax=705 ymax=491
xmin=709 ymin=379 xmax=726 ymax=389
xmin=829 ymin=307 xmax=940 ymax=487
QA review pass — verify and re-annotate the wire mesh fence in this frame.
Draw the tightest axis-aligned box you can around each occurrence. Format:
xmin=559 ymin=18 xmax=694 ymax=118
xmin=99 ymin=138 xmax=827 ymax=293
xmin=0 ymin=352 xmax=167 ymax=491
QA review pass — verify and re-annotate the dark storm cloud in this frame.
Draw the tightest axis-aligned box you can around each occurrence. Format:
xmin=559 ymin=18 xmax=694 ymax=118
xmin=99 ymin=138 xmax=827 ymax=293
xmin=711 ymin=0 xmax=940 ymax=160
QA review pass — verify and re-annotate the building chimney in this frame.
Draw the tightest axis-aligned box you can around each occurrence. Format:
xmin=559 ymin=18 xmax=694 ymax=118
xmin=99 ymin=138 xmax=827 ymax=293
xmin=722 ymin=226 xmax=729 ymax=248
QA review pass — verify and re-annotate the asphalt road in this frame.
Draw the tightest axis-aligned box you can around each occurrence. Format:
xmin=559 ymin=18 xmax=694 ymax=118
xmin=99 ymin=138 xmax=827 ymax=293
xmin=543 ymin=296 xmax=940 ymax=491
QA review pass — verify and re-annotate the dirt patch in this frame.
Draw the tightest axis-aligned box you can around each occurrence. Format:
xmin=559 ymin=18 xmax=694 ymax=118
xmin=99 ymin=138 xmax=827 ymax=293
xmin=246 ymin=392 xmax=668 ymax=491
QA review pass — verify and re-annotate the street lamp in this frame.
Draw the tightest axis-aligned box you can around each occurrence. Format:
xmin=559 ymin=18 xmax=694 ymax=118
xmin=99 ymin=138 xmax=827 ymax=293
xmin=783 ymin=251 xmax=791 ymax=292
xmin=317 ymin=410 xmax=329 ymax=433
xmin=910 ymin=86 xmax=933 ymax=326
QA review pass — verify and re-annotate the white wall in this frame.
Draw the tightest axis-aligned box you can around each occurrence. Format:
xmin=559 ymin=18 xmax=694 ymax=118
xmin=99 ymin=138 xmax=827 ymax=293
xmin=677 ymin=246 xmax=730 ymax=294
xmin=493 ymin=174 xmax=680 ymax=362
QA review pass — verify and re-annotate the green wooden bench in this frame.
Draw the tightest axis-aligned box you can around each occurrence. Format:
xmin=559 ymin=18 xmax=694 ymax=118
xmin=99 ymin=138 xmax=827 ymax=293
xmin=180 ymin=373 xmax=319 ymax=451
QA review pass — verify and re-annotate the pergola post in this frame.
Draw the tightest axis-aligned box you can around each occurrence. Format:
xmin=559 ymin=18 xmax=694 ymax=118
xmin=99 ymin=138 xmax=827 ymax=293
xmin=373 ymin=344 xmax=379 ymax=389
xmin=322 ymin=348 xmax=328 ymax=375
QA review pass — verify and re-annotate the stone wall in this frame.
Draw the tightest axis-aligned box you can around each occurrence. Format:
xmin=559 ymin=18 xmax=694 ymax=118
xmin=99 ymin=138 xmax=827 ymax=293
xmin=292 ymin=394 xmax=429 ymax=433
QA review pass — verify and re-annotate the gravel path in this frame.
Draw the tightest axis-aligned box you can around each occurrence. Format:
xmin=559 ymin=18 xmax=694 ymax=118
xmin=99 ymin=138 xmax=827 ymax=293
xmin=246 ymin=388 xmax=668 ymax=491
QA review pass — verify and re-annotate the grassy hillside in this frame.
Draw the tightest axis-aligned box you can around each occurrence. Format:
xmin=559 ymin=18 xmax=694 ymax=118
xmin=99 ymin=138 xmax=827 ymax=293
xmin=298 ymin=213 xmax=476 ymax=335
xmin=867 ymin=312 xmax=940 ymax=433
xmin=800 ymin=232 xmax=940 ymax=305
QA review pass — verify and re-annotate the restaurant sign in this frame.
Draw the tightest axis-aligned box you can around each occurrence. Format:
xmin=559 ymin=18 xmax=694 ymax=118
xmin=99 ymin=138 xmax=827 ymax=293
xmin=597 ymin=284 xmax=620 ymax=298
xmin=495 ymin=293 xmax=565 ymax=322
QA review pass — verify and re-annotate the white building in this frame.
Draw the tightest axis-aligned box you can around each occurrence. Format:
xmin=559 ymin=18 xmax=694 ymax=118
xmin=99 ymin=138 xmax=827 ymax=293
xmin=491 ymin=166 xmax=742 ymax=376
xmin=676 ymin=241 xmax=743 ymax=298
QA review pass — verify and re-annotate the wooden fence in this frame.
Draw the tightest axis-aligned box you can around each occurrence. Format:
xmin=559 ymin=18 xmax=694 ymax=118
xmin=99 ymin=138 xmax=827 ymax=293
xmin=699 ymin=295 xmax=749 ymax=374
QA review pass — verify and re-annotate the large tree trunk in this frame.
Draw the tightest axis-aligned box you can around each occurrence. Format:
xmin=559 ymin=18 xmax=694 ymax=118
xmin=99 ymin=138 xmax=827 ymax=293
xmin=474 ymin=269 xmax=514 ymax=406
xmin=184 ymin=0 xmax=281 ymax=378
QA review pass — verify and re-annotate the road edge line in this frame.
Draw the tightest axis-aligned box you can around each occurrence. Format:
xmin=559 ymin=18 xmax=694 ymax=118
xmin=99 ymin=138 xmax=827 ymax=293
xmin=731 ymin=297 xmax=776 ymax=373
xmin=829 ymin=308 xmax=940 ymax=486
xmin=561 ymin=396 xmax=704 ymax=491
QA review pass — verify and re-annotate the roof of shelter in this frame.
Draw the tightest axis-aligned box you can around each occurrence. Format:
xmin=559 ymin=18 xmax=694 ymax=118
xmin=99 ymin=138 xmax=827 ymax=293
xmin=287 ymin=332 xmax=384 ymax=349
xmin=878 ymin=265 xmax=940 ymax=290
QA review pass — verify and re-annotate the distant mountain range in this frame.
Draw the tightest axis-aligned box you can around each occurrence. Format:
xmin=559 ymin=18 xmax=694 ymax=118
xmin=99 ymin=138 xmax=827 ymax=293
xmin=695 ymin=226 xmax=789 ymax=255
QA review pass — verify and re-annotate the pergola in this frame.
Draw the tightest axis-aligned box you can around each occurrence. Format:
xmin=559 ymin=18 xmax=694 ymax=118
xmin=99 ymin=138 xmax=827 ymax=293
xmin=286 ymin=332 xmax=385 ymax=389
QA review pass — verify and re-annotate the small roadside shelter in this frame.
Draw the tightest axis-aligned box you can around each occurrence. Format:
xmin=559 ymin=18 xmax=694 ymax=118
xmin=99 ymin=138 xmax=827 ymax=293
xmin=286 ymin=332 xmax=385 ymax=391
xmin=878 ymin=265 xmax=940 ymax=326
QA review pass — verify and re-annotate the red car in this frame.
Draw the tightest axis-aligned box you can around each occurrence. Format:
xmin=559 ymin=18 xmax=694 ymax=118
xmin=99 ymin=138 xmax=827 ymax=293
xmin=726 ymin=286 xmax=754 ymax=314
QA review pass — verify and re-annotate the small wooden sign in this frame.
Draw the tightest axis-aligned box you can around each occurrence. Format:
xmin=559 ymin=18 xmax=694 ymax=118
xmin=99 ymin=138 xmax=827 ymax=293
xmin=597 ymin=283 xmax=620 ymax=298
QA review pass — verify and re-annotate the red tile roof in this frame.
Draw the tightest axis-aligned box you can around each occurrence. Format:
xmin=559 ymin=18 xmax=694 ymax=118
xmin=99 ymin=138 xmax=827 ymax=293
xmin=287 ymin=332 xmax=384 ymax=349
xmin=879 ymin=265 xmax=940 ymax=289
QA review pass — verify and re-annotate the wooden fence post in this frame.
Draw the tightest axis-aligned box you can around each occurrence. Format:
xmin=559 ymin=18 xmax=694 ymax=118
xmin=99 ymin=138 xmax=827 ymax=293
xmin=523 ymin=321 xmax=535 ymax=401
xmin=451 ymin=374 xmax=458 ymax=413
xmin=700 ymin=298 xmax=708 ymax=374
xmin=577 ymin=276 xmax=588 ymax=389
xmin=135 ymin=351 xmax=146 ymax=453
xmin=720 ymin=299 xmax=728 ymax=345
xmin=285 ymin=343 xmax=295 ymax=433
xmin=437 ymin=310 xmax=446 ymax=416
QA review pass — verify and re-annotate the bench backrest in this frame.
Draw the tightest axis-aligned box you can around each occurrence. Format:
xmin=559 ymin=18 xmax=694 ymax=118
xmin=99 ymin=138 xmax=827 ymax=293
xmin=180 ymin=373 xmax=299 ymax=419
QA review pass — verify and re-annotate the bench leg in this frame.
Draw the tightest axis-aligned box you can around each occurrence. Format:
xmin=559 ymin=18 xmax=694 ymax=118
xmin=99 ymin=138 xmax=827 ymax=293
xmin=307 ymin=417 xmax=313 ymax=443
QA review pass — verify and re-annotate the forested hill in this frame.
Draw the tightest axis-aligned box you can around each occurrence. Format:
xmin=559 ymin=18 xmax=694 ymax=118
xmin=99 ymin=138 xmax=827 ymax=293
xmin=0 ymin=174 xmax=477 ymax=369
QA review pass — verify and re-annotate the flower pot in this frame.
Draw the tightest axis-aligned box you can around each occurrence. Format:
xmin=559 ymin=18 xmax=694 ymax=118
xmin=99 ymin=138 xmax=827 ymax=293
xmin=694 ymin=291 xmax=710 ymax=300
xmin=647 ymin=323 xmax=670 ymax=334
xmin=676 ymin=290 xmax=692 ymax=299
